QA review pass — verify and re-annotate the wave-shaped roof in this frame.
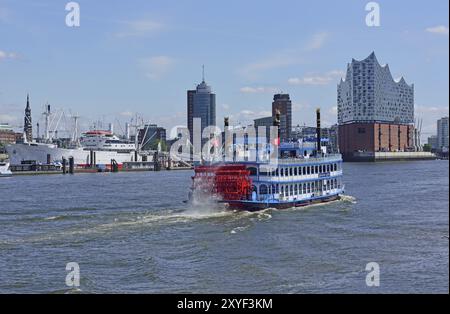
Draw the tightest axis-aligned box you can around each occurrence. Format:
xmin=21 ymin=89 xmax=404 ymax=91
xmin=340 ymin=52 xmax=413 ymax=88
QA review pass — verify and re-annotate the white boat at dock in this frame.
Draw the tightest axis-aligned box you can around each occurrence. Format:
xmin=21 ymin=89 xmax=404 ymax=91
xmin=0 ymin=161 xmax=12 ymax=177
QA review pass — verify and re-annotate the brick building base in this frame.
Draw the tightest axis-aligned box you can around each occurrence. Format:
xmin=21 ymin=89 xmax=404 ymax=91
xmin=338 ymin=122 xmax=414 ymax=161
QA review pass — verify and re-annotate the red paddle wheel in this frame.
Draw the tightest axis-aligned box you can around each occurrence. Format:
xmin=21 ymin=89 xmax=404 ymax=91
xmin=192 ymin=164 xmax=252 ymax=201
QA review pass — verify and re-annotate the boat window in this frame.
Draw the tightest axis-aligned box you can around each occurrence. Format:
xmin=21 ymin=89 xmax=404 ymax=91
xmin=289 ymin=167 xmax=293 ymax=176
xmin=284 ymin=168 xmax=288 ymax=176
xmin=248 ymin=167 xmax=257 ymax=176
xmin=302 ymin=167 xmax=306 ymax=175
xmin=260 ymin=184 xmax=268 ymax=195
xmin=290 ymin=185 xmax=293 ymax=196
xmin=294 ymin=184 xmax=298 ymax=195
xmin=315 ymin=165 xmax=318 ymax=173
xmin=294 ymin=167 xmax=297 ymax=176
xmin=307 ymin=166 xmax=310 ymax=175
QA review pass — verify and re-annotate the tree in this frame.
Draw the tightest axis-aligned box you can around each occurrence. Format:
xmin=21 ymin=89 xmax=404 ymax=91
xmin=423 ymin=144 xmax=432 ymax=152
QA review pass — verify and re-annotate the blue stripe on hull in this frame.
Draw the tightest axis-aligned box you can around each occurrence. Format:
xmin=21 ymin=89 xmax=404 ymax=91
xmin=221 ymin=193 xmax=342 ymax=211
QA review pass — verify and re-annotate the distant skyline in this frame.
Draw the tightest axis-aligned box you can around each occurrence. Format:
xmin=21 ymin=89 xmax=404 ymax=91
xmin=0 ymin=0 xmax=448 ymax=139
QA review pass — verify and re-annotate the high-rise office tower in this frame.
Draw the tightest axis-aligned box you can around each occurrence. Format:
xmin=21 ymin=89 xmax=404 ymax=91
xmin=272 ymin=94 xmax=292 ymax=142
xmin=187 ymin=69 xmax=216 ymax=146
xmin=437 ymin=117 xmax=449 ymax=151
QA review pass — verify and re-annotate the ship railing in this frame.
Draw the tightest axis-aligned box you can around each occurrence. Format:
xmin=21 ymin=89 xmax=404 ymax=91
xmin=275 ymin=154 xmax=342 ymax=164
xmin=252 ymin=154 xmax=342 ymax=165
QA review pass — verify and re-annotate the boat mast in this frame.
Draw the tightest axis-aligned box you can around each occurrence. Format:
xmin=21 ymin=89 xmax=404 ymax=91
xmin=72 ymin=114 xmax=80 ymax=142
xmin=43 ymin=103 xmax=51 ymax=141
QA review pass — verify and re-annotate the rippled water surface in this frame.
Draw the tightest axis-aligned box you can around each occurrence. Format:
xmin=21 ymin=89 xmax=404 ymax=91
xmin=0 ymin=160 xmax=448 ymax=293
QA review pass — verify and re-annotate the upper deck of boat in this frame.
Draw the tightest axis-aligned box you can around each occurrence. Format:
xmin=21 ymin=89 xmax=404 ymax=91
xmin=221 ymin=154 xmax=343 ymax=167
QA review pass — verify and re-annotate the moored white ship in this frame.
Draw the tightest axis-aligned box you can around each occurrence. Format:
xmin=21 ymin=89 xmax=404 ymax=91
xmin=6 ymin=130 xmax=138 ymax=167
xmin=0 ymin=161 xmax=12 ymax=177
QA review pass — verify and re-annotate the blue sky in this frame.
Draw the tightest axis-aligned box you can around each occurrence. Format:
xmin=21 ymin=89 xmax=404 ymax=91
xmin=0 ymin=0 xmax=448 ymax=138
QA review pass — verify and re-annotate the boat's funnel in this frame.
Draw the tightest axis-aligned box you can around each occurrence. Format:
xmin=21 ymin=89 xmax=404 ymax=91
xmin=316 ymin=108 xmax=321 ymax=156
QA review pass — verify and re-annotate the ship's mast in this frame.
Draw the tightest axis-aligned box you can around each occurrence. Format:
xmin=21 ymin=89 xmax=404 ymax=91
xmin=72 ymin=114 xmax=80 ymax=142
xmin=43 ymin=103 xmax=51 ymax=141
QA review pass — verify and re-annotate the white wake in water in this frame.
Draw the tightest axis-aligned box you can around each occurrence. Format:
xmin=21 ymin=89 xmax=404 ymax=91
xmin=340 ymin=194 xmax=357 ymax=204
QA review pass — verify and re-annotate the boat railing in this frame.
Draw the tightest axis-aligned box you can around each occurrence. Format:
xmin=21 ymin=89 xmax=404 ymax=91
xmin=251 ymin=154 xmax=342 ymax=165
xmin=275 ymin=154 xmax=342 ymax=164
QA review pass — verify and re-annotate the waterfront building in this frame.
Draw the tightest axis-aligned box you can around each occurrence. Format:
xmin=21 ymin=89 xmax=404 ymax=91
xmin=291 ymin=125 xmax=339 ymax=154
xmin=272 ymin=94 xmax=292 ymax=142
xmin=24 ymin=94 xmax=33 ymax=143
xmin=187 ymin=71 xmax=216 ymax=146
xmin=337 ymin=52 xmax=415 ymax=160
xmin=254 ymin=115 xmax=286 ymax=142
xmin=138 ymin=124 xmax=167 ymax=151
xmin=0 ymin=124 xmax=16 ymax=146
xmin=437 ymin=117 xmax=449 ymax=152
xmin=427 ymin=135 xmax=438 ymax=151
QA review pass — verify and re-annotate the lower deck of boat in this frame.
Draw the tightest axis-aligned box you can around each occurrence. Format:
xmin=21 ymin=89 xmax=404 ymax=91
xmin=222 ymin=193 xmax=342 ymax=211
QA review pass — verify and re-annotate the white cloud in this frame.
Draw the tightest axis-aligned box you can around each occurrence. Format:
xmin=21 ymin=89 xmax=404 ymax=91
xmin=116 ymin=19 xmax=164 ymax=38
xmin=415 ymin=105 xmax=449 ymax=140
xmin=139 ymin=56 xmax=175 ymax=79
xmin=227 ymin=109 xmax=272 ymax=125
xmin=288 ymin=70 xmax=345 ymax=86
xmin=305 ymin=32 xmax=329 ymax=50
xmin=329 ymin=106 xmax=338 ymax=115
xmin=239 ymin=86 xmax=279 ymax=94
xmin=119 ymin=111 xmax=134 ymax=117
xmin=238 ymin=32 xmax=329 ymax=79
xmin=0 ymin=114 xmax=18 ymax=123
xmin=0 ymin=50 xmax=18 ymax=61
xmin=239 ymin=54 xmax=303 ymax=80
xmin=426 ymin=25 xmax=449 ymax=36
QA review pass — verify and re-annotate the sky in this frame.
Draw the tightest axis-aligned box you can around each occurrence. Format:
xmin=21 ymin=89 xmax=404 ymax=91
xmin=0 ymin=0 xmax=448 ymax=139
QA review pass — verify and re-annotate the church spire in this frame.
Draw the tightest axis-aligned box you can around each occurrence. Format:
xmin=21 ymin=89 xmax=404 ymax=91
xmin=24 ymin=94 xmax=32 ymax=142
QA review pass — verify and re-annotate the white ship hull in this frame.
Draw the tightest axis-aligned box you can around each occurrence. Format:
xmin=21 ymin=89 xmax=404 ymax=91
xmin=6 ymin=143 xmax=137 ymax=166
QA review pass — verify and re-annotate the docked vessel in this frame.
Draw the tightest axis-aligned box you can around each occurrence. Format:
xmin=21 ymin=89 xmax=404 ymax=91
xmin=0 ymin=162 xmax=12 ymax=177
xmin=6 ymin=99 xmax=140 ymax=168
xmin=6 ymin=130 xmax=138 ymax=168
xmin=190 ymin=109 xmax=345 ymax=211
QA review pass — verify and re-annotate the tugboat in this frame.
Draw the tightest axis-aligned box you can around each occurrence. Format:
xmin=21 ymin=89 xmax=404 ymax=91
xmin=190 ymin=109 xmax=344 ymax=211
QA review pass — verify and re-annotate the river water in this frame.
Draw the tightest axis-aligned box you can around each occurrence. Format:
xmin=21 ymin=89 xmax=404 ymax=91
xmin=0 ymin=160 xmax=448 ymax=293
